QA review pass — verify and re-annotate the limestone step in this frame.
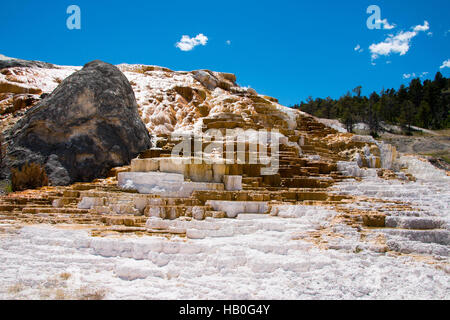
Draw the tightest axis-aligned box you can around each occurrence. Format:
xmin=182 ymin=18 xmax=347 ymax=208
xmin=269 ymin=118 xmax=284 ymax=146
xmin=1 ymin=198 xmax=52 ymax=205
xmin=242 ymin=177 xmax=263 ymax=185
xmin=301 ymin=167 xmax=320 ymax=174
xmin=0 ymin=205 xmax=15 ymax=212
xmin=381 ymin=229 xmax=450 ymax=246
xmin=63 ymin=190 xmax=81 ymax=198
xmin=145 ymin=228 xmax=187 ymax=235
xmin=22 ymin=207 xmax=90 ymax=214
xmin=101 ymin=226 xmax=149 ymax=234
xmin=50 ymin=197 xmax=79 ymax=207
xmin=101 ymin=216 xmax=147 ymax=227
xmin=0 ymin=215 xmax=17 ymax=221
xmin=71 ymin=183 xmax=99 ymax=191
xmin=385 ymin=217 xmax=448 ymax=230
xmin=205 ymin=211 xmax=227 ymax=219
xmin=148 ymin=198 xmax=202 ymax=206
xmin=281 ymin=177 xmax=332 ymax=189
xmin=145 ymin=205 xmax=208 ymax=220
xmin=193 ymin=190 xmax=273 ymax=203
xmin=236 ymin=213 xmax=271 ymax=220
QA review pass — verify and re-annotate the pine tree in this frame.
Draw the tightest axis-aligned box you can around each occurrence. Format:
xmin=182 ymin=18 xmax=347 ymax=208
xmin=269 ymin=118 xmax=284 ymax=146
xmin=399 ymin=100 xmax=415 ymax=135
xmin=409 ymin=78 xmax=423 ymax=108
xmin=293 ymin=73 xmax=449 ymax=131
xmin=416 ymin=101 xmax=431 ymax=129
xmin=342 ymin=109 xmax=354 ymax=133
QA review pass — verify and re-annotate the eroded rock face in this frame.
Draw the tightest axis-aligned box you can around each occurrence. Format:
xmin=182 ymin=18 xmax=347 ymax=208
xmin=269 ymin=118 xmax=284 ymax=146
xmin=3 ymin=60 xmax=151 ymax=185
xmin=0 ymin=56 xmax=54 ymax=70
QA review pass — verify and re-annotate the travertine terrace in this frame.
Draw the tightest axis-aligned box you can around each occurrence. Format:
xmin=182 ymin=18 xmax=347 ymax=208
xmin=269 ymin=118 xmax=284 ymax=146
xmin=0 ymin=60 xmax=448 ymax=299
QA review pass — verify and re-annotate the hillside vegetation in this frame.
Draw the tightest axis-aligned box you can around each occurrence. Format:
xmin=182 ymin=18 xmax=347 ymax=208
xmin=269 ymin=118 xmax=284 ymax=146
xmin=293 ymin=72 xmax=450 ymax=136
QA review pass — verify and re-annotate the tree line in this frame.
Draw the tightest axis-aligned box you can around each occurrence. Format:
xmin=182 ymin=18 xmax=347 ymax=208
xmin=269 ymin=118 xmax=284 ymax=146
xmin=292 ymin=72 xmax=450 ymax=136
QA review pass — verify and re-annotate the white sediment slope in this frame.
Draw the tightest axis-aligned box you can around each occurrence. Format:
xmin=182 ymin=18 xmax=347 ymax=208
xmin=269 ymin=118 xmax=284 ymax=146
xmin=0 ymin=216 xmax=447 ymax=300
xmin=333 ymin=155 xmax=449 ymax=257
xmin=1 ymin=156 xmax=449 ymax=300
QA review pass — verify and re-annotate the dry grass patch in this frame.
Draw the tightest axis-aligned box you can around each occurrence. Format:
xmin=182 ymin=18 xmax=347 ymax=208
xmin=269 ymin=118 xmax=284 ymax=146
xmin=54 ymin=289 xmax=67 ymax=300
xmin=59 ymin=272 xmax=72 ymax=281
xmin=7 ymin=282 xmax=25 ymax=295
xmin=76 ymin=287 xmax=107 ymax=300
xmin=11 ymin=162 xmax=49 ymax=191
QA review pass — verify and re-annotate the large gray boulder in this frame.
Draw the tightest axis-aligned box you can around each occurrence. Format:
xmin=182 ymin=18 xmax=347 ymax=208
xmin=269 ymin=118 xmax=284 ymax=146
xmin=3 ymin=60 xmax=151 ymax=185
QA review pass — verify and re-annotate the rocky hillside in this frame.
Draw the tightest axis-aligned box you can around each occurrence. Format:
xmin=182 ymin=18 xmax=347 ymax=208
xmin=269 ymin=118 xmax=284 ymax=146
xmin=1 ymin=57 xmax=297 ymax=136
xmin=0 ymin=56 xmax=448 ymax=300
xmin=1 ymin=56 xmax=396 ymax=182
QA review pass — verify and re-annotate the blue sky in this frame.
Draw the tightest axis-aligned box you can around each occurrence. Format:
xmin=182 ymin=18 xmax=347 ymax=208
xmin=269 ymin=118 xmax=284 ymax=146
xmin=0 ymin=0 xmax=449 ymax=105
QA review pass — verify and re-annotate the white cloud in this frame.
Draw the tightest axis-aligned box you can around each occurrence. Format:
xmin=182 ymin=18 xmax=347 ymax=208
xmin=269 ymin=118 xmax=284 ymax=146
xmin=176 ymin=34 xmax=208 ymax=51
xmin=370 ymin=31 xmax=416 ymax=59
xmin=413 ymin=21 xmax=429 ymax=32
xmin=440 ymin=59 xmax=450 ymax=69
xmin=369 ymin=21 xmax=430 ymax=60
xmin=403 ymin=71 xmax=429 ymax=79
xmin=354 ymin=44 xmax=363 ymax=53
xmin=376 ymin=18 xmax=396 ymax=30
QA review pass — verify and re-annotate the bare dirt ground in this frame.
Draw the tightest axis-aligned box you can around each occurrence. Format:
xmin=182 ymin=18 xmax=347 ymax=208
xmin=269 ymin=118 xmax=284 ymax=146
xmin=380 ymin=129 xmax=450 ymax=170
